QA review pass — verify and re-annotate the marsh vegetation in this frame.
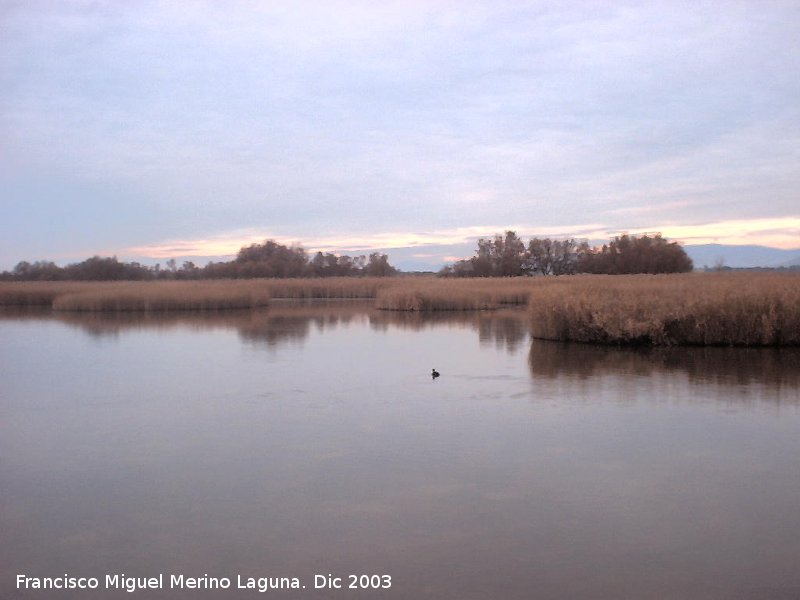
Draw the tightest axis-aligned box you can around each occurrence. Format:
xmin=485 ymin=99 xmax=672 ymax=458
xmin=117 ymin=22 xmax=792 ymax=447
xmin=0 ymin=280 xmax=272 ymax=311
xmin=528 ymin=272 xmax=800 ymax=346
xmin=2 ymin=272 xmax=798 ymax=346
xmin=0 ymin=277 xmax=537 ymax=311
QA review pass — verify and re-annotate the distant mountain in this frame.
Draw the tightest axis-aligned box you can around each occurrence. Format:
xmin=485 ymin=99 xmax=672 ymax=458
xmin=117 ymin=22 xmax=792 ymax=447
xmin=683 ymin=244 xmax=800 ymax=269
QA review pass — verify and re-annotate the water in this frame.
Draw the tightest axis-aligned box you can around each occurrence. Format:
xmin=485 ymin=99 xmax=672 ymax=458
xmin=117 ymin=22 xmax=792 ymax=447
xmin=2 ymin=303 xmax=800 ymax=599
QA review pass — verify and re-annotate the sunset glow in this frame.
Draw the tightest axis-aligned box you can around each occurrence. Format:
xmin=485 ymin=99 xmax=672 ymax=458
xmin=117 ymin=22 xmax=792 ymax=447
xmin=124 ymin=217 xmax=800 ymax=264
xmin=2 ymin=2 xmax=799 ymax=270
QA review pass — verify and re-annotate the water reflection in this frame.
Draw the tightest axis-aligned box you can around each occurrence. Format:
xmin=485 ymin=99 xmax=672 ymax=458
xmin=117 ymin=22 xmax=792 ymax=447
xmin=529 ymin=339 xmax=800 ymax=405
xmin=3 ymin=303 xmax=800 ymax=599
xmin=0 ymin=302 xmax=530 ymax=352
xmin=476 ymin=314 xmax=529 ymax=352
xmin=529 ymin=339 xmax=800 ymax=385
xmin=4 ymin=304 xmax=799 ymax=388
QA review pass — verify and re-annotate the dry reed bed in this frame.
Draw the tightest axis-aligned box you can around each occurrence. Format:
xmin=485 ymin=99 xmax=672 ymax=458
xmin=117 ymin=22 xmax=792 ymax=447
xmin=0 ymin=281 xmax=271 ymax=311
xmin=264 ymin=277 xmax=390 ymax=299
xmin=4 ymin=274 xmax=799 ymax=348
xmin=0 ymin=277 xmax=537 ymax=311
xmin=375 ymin=278 xmax=533 ymax=310
xmin=0 ymin=278 xmax=396 ymax=309
xmin=0 ymin=281 xmax=94 ymax=306
xmin=528 ymin=273 xmax=800 ymax=346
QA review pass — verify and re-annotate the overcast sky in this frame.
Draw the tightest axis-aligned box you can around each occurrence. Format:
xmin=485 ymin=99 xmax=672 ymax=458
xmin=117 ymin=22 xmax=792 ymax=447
xmin=1 ymin=0 xmax=798 ymax=270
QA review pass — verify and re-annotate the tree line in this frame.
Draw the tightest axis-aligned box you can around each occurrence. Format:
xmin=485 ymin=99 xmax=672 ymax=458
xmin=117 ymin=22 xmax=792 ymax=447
xmin=0 ymin=240 xmax=398 ymax=281
xmin=438 ymin=232 xmax=693 ymax=277
xmin=1 ymin=233 xmax=694 ymax=281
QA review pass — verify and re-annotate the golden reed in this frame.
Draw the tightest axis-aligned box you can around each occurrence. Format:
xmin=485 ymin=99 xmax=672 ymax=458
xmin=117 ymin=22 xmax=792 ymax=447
xmin=0 ymin=281 xmax=271 ymax=311
xmin=528 ymin=273 xmax=800 ymax=346
xmin=2 ymin=273 xmax=799 ymax=346
xmin=0 ymin=277 xmax=535 ymax=311
xmin=374 ymin=278 xmax=531 ymax=310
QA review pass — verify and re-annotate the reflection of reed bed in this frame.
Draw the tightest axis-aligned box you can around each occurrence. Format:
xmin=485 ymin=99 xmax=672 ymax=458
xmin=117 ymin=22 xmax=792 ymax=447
xmin=375 ymin=279 xmax=533 ymax=310
xmin=238 ymin=303 xmax=368 ymax=347
xmin=247 ymin=299 xmax=373 ymax=321
xmin=10 ymin=301 xmax=369 ymax=345
xmin=368 ymin=307 xmax=522 ymax=327
xmin=0 ymin=305 xmax=54 ymax=320
xmin=528 ymin=339 xmax=800 ymax=391
xmin=74 ymin=302 xmax=361 ymax=334
xmin=529 ymin=273 xmax=800 ymax=346
xmin=477 ymin=313 xmax=530 ymax=352
xmin=33 ymin=307 xmax=273 ymax=337
xmin=237 ymin=314 xmax=312 ymax=347
xmin=368 ymin=307 xmax=530 ymax=351
xmin=4 ymin=300 xmax=532 ymax=351
xmin=369 ymin=308 xmax=482 ymax=332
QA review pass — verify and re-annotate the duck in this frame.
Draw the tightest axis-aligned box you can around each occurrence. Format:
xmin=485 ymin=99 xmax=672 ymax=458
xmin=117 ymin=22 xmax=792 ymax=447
xmin=431 ymin=368 xmax=440 ymax=378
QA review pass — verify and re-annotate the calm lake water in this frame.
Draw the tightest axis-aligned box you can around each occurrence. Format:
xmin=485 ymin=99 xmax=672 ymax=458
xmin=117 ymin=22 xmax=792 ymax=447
xmin=2 ymin=303 xmax=800 ymax=599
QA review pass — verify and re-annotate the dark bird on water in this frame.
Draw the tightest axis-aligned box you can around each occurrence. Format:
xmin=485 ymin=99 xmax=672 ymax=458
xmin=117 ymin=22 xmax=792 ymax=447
xmin=431 ymin=368 xmax=440 ymax=378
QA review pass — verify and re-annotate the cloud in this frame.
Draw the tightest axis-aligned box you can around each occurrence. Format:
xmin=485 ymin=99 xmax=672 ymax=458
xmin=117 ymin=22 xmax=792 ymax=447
xmin=2 ymin=1 xmax=799 ymax=269
xmin=124 ymin=222 xmax=609 ymax=258
xmin=123 ymin=216 xmax=800 ymax=264
xmin=644 ymin=217 xmax=800 ymax=249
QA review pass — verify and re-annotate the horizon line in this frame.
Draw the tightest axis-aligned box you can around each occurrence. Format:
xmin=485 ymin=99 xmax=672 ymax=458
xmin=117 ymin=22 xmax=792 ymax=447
xmin=118 ymin=217 xmax=800 ymax=261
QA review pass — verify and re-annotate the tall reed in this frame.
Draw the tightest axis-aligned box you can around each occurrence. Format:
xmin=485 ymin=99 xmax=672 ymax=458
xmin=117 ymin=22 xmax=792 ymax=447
xmin=49 ymin=281 xmax=271 ymax=312
xmin=263 ymin=277 xmax=390 ymax=299
xmin=5 ymin=274 xmax=799 ymax=348
xmin=375 ymin=278 xmax=533 ymax=310
xmin=0 ymin=277 xmax=537 ymax=310
xmin=0 ymin=282 xmax=91 ymax=306
xmin=528 ymin=273 xmax=800 ymax=346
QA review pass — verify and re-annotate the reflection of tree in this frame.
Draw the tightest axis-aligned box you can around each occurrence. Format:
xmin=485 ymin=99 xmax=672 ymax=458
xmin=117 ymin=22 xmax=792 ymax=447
xmin=368 ymin=309 xmax=529 ymax=352
xmin=528 ymin=339 xmax=800 ymax=391
xmin=237 ymin=314 xmax=311 ymax=347
xmin=477 ymin=314 xmax=528 ymax=352
xmin=237 ymin=302 xmax=366 ymax=347
xmin=0 ymin=307 xmax=231 ymax=338
xmin=367 ymin=310 xmax=475 ymax=332
xmin=1 ymin=302 xmax=532 ymax=352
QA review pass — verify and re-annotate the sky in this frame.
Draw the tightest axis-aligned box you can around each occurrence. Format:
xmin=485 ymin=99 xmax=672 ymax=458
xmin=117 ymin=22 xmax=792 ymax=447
xmin=1 ymin=0 xmax=799 ymax=271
